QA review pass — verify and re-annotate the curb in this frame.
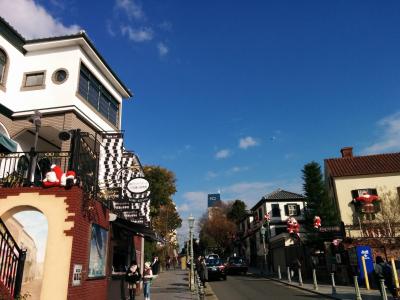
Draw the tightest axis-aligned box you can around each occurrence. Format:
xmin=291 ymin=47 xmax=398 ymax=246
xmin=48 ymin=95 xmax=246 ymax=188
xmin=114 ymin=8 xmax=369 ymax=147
xmin=248 ymin=272 xmax=340 ymax=300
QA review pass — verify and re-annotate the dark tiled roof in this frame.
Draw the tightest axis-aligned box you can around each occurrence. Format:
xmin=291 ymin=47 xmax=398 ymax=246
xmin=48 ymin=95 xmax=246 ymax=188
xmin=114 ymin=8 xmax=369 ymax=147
xmin=251 ymin=189 xmax=305 ymax=211
xmin=325 ymin=152 xmax=400 ymax=177
xmin=0 ymin=17 xmax=25 ymax=53
xmin=262 ymin=189 xmax=305 ymax=200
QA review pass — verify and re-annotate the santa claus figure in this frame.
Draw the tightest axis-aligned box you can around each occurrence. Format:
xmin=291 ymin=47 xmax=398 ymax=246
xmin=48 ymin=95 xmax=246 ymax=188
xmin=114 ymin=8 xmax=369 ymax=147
xmin=355 ymin=192 xmax=379 ymax=214
xmin=287 ymin=217 xmax=300 ymax=236
xmin=313 ymin=216 xmax=322 ymax=229
xmin=61 ymin=170 xmax=76 ymax=188
xmin=42 ymin=165 xmax=63 ymax=187
xmin=43 ymin=165 xmax=76 ymax=188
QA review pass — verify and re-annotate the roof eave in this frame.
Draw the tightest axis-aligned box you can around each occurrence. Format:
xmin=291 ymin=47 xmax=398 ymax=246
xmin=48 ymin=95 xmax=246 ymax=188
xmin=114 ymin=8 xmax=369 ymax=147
xmin=24 ymin=33 xmax=133 ymax=98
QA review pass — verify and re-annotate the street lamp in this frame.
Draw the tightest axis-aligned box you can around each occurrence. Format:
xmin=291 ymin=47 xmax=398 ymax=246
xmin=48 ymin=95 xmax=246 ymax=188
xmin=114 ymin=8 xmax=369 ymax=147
xmin=188 ymin=214 xmax=195 ymax=291
xmin=28 ymin=110 xmax=42 ymax=184
xmin=260 ymin=226 xmax=267 ymax=274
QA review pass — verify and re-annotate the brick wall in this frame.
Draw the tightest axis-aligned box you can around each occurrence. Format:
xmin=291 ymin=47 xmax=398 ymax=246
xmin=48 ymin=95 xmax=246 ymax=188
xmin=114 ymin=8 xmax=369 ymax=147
xmin=0 ymin=187 xmax=111 ymax=300
xmin=65 ymin=187 xmax=110 ymax=300
xmin=0 ymin=280 xmax=12 ymax=300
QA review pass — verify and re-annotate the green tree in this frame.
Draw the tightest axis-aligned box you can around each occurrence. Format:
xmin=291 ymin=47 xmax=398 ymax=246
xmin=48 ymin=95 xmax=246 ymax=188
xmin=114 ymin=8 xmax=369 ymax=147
xmin=302 ymin=161 xmax=338 ymax=226
xmin=143 ymin=165 xmax=177 ymax=217
xmin=227 ymin=199 xmax=247 ymax=222
xmin=152 ymin=202 xmax=182 ymax=240
xmin=199 ymin=208 xmax=236 ymax=256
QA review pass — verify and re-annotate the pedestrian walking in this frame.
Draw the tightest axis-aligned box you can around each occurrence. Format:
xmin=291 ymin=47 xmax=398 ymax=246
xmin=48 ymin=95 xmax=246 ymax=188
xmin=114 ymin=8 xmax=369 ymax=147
xmin=198 ymin=257 xmax=208 ymax=288
xmin=151 ymin=255 xmax=160 ymax=275
xmin=195 ymin=256 xmax=202 ymax=272
xmin=166 ymin=256 xmax=171 ymax=270
xmin=143 ymin=261 xmax=154 ymax=300
xmin=290 ymin=258 xmax=301 ymax=279
xmin=125 ymin=261 xmax=141 ymax=300
xmin=374 ymin=256 xmax=398 ymax=300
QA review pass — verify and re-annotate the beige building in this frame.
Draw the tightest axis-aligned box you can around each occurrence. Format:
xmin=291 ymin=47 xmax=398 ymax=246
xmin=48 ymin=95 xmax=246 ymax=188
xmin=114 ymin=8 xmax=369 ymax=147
xmin=325 ymin=147 xmax=400 ymax=236
xmin=4 ymin=217 xmax=38 ymax=283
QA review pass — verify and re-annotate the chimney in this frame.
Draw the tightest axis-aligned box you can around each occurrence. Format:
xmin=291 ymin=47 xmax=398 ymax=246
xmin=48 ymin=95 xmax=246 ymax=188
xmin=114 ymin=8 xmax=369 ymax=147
xmin=340 ymin=147 xmax=353 ymax=158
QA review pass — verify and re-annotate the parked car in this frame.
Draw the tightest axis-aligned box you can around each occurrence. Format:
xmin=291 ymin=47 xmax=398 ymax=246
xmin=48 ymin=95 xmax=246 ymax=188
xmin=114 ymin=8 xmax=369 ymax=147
xmin=206 ymin=258 xmax=227 ymax=280
xmin=226 ymin=257 xmax=248 ymax=275
xmin=205 ymin=253 xmax=220 ymax=260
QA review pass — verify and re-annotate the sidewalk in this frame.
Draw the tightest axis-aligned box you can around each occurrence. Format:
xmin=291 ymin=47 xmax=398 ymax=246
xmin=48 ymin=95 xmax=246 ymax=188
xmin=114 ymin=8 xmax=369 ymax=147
xmin=248 ymin=267 xmax=395 ymax=300
xmin=137 ymin=269 xmax=194 ymax=300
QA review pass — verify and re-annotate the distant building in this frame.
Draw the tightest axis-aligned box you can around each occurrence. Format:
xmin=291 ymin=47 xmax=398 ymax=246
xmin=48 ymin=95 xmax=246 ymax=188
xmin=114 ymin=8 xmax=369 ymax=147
xmin=4 ymin=217 xmax=38 ymax=283
xmin=207 ymin=193 xmax=221 ymax=208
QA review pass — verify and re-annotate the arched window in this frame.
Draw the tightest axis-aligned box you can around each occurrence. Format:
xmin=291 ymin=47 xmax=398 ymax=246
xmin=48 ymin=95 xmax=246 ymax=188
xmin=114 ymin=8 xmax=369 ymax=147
xmin=0 ymin=49 xmax=6 ymax=85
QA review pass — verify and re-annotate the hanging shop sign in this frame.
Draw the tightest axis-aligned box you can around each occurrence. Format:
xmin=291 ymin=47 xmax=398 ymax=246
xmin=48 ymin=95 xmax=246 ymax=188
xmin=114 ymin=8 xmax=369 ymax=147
xmin=127 ymin=177 xmax=150 ymax=194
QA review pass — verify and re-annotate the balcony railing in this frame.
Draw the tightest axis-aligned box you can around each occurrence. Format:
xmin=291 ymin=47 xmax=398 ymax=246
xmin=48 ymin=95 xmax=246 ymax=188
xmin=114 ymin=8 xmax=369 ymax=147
xmin=0 ymin=151 xmax=71 ymax=188
xmin=0 ymin=218 xmax=26 ymax=298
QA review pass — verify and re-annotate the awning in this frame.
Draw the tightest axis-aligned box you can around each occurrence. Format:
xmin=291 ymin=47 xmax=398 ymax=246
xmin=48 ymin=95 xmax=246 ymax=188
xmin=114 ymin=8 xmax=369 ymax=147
xmin=0 ymin=133 xmax=17 ymax=152
xmin=112 ymin=217 xmax=157 ymax=241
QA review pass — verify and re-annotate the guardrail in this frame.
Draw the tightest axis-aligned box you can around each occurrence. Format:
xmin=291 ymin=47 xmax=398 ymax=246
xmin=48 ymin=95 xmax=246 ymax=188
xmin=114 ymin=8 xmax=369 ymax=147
xmin=194 ymin=271 xmax=205 ymax=300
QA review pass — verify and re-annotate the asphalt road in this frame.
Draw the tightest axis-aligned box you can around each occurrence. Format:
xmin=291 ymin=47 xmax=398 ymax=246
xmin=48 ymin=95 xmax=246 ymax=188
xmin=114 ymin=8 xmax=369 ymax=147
xmin=209 ymin=274 xmax=332 ymax=300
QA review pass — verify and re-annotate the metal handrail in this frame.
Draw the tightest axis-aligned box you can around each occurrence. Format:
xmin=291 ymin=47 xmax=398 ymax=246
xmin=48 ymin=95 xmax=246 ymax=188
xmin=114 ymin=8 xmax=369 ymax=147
xmin=0 ymin=218 xmax=26 ymax=298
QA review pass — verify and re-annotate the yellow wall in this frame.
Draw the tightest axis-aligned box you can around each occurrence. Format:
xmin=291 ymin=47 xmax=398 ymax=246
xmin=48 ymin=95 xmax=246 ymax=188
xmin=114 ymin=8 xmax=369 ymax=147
xmin=333 ymin=173 xmax=400 ymax=225
xmin=0 ymin=192 xmax=74 ymax=300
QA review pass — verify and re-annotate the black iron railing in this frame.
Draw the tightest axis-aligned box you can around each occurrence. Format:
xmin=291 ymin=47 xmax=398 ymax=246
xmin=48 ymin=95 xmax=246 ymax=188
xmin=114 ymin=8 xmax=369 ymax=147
xmin=0 ymin=151 xmax=71 ymax=187
xmin=0 ymin=129 xmax=104 ymax=191
xmin=0 ymin=218 xmax=26 ymax=298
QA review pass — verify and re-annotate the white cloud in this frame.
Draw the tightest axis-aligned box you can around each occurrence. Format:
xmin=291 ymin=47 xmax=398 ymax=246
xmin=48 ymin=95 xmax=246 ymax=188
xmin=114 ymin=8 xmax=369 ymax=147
xmin=121 ymin=26 xmax=153 ymax=42
xmin=221 ymin=181 xmax=282 ymax=207
xmin=159 ymin=21 xmax=172 ymax=32
xmin=363 ymin=112 xmax=400 ymax=154
xmin=205 ymin=171 xmax=218 ymax=180
xmin=239 ymin=136 xmax=259 ymax=149
xmin=106 ymin=20 xmax=116 ymax=37
xmin=157 ymin=42 xmax=169 ymax=57
xmin=176 ymin=191 xmax=208 ymax=241
xmin=177 ymin=203 xmax=190 ymax=212
xmin=0 ymin=0 xmax=80 ymax=39
xmin=115 ymin=0 xmax=145 ymax=21
xmin=227 ymin=166 xmax=249 ymax=174
xmin=215 ymin=149 xmax=231 ymax=159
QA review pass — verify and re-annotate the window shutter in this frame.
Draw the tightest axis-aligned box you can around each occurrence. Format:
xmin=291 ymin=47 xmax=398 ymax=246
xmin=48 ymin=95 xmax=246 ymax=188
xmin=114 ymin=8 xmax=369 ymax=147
xmin=284 ymin=204 xmax=289 ymax=216
xmin=351 ymin=190 xmax=359 ymax=199
xmin=296 ymin=204 xmax=301 ymax=216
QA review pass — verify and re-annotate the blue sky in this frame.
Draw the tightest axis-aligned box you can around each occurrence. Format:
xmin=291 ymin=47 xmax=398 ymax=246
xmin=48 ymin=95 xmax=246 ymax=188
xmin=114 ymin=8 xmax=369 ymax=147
xmin=3 ymin=0 xmax=400 ymax=242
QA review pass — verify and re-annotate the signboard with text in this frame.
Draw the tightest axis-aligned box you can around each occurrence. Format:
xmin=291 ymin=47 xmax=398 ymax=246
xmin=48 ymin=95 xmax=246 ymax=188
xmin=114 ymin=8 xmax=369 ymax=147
xmin=208 ymin=194 xmax=221 ymax=208
xmin=356 ymin=245 xmax=374 ymax=281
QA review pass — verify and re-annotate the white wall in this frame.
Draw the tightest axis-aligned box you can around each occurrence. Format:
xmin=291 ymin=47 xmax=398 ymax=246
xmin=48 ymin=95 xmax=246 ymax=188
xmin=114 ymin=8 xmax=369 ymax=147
xmin=263 ymin=201 xmax=305 ymax=223
xmin=0 ymin=35 xmax=124 ymax=132
xmin=333 ymin=173 xmax=400 ymax=224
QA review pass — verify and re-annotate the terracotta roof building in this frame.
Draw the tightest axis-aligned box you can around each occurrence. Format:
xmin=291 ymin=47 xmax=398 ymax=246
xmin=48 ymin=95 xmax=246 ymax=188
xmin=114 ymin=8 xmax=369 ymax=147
xmin=324 ymin=147 xmax=400 ymax=232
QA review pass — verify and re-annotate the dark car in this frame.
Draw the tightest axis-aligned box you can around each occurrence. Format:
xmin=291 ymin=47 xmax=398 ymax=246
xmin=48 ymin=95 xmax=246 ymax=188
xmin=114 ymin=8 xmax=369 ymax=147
xmin=226 ymin=257 xmax=248 ymax=275
xmin=206 ymin=258 xmax=227 ymax=280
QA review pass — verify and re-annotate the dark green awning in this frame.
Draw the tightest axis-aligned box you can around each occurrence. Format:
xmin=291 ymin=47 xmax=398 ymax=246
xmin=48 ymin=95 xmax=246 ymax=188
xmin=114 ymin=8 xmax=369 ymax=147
xmin=0 ymin=133 xmax=17 ymax=152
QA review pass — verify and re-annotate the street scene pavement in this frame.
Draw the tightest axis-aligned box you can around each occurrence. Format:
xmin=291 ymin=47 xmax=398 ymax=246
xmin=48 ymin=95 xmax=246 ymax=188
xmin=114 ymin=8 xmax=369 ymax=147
xmin=136 ymin=269 xmax=194 ymax=300
xmin=208 ymin=274 xmax=332 ymax=300
xmin=204 ymin=272 xmax=396 ymax=300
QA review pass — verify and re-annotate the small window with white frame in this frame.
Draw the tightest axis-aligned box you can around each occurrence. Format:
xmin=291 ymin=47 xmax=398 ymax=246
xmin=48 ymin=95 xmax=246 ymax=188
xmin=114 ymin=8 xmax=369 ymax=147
xmin=22 ymin=71 xmax=46 ymax=90
xmin=288 ymin=204 xmax=299 ymax=216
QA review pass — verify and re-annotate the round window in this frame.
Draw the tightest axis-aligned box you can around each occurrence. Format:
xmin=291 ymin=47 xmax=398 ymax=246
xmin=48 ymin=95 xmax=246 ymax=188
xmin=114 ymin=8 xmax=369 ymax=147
xmin=52 ymin=69 xmax=68 ymax=84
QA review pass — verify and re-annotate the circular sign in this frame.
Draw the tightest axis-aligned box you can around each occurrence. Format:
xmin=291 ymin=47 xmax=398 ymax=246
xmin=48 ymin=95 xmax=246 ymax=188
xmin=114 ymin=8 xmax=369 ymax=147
xmin=127 ymin=177 xmax=150 ymax=194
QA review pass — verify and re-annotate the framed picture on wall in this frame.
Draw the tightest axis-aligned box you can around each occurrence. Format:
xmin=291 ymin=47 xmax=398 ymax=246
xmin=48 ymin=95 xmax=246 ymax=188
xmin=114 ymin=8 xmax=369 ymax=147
xmin=88 ymin=224 xmax=108 ymax=278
